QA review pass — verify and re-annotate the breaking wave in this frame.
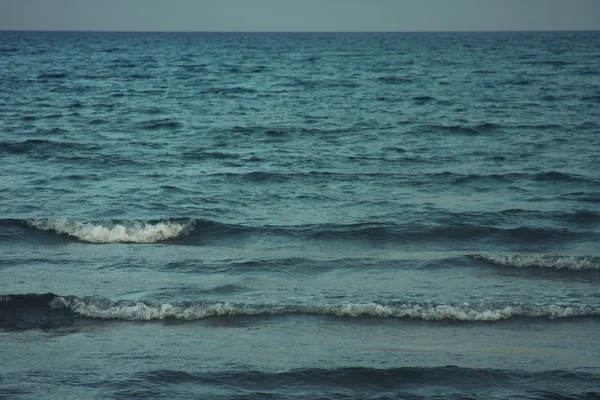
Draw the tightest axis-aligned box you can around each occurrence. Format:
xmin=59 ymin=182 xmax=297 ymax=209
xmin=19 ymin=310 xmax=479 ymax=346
xmin=25 ymin=218 xmax=193 ymax=244
xmin=0 ymin=294 xmax=586 ymax=323
xmin=3 ymin=293 xmax=600 ymax=331
xmin=0 ymin=217 xmax=594 ymax=245
xmin=473 ymin=254 xmax=600 ymax=270
xmin=52 ymin=298 xmax=598 ymax=321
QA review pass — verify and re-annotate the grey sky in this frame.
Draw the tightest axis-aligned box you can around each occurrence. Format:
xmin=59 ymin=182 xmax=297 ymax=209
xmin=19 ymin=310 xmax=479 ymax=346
xmin=1 ymin=0 xmax=599 ymax=32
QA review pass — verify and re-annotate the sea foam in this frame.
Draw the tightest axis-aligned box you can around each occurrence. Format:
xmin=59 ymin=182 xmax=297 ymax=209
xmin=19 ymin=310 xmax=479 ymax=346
xmin=26 ymin=218 xmax=193 ymax=243
xmin=474 ymin=254 xmax=600 ymax=270
xmin=51 ymin=296 xmax=599 ymax=322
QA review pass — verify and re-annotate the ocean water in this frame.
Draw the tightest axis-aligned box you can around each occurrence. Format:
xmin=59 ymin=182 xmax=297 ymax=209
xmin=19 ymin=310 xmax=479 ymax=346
xmin=1 ymin=31 xmax=600 ymax=399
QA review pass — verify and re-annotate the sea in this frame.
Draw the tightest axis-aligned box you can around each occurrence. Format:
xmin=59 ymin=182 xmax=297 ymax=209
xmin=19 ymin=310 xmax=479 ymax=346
xmin=1 ymin=30 xmax=599 ymax=399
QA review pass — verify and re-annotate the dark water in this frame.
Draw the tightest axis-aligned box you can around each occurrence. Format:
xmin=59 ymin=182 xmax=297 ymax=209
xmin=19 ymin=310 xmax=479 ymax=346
xmin=1 ymin=31 xmax=600 ymax=399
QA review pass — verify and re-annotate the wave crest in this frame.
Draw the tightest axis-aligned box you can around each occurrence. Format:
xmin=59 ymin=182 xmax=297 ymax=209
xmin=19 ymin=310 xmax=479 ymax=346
xmin=26 ymin=218 xmax=193 ymax=244
xmin=50 ymin=296 xmax=600 ymax=322
xmin=474 ymin=254 xmax=600 ymax=270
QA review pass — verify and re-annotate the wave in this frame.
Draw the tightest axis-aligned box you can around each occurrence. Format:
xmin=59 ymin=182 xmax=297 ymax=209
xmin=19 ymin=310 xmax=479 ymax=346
xmin=423 ymin=170 xmax=597 ymax=186
xmin=131 ymin=367 xmax=599 ymax=398
xmin=425 ymin=171 xmax=520 ymax=184
xmin=193 ymin=168 xmax=597 ymax=188
xmin=182 ymin=149 xmax=240 ymax=160
xmin=0 ymin=218 xmax=230 ymax=244
xmin=515 ymin=123 xmax=563 ymax=130
xmin=229 ymin=125 xmax=314 ymax=136
xmin=0 ymin=217 xmax=592 ymax=245
xmin=306 ymin=223 xmax=583 ymax=244
xmin=473 ymin=254 xmax=600 ymax=271
xmin=561 ymin=191 xmax=600 ymax=204
xmin=127 ymin=73 xmax=154 ymax=79
xmin=2 ymin=294 xmax=598 ymax=328
xmin=140 ymin=119 xmax=182 ymax=130
xmin=100 ymin=47 xmax=123 ymax=53
xmin=203 ymin=170 xmax=389 ymax=183
xmin=533 ymin=171 xmax=596 ymax=184
xmin=24 ymin=218 xmax=194 ymax=244
xmin=200 ymin=87 xmax=256 ymax=95
xmin=581 ymin=95 xmax=600 ymax=103
xmin=180 ymin=63 xmax=208 ymax=72
xmin=0 ymin=139 xmax=97 ymax=156
xmin=412 ymin=95 xmax=436 ymax=103
xmin=59 ymin=298 xmax=598 ymax=321
xmin=264 ymin=129 xmax=287 ymax=136
xmin=577 ymin=67 xmax=600 ymax=76
xmin=473 ymin=122 xmax=502 ymax=131
xmin=37 ymin=72 xmax=67 ymax=79
xmin=376 ymin=76 xmax=413 ymax=84
xmin=522 ymin=60 xmax=570 ymax=67
xmin=0 ymin=46 xmax=19 ymax=53
xmin=414 ymin=124 xmax=494 ymax=135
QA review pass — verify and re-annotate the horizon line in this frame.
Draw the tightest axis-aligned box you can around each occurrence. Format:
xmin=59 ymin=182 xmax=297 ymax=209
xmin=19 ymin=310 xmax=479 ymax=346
xmin=1 ymin=28 xmax=599 ymax=34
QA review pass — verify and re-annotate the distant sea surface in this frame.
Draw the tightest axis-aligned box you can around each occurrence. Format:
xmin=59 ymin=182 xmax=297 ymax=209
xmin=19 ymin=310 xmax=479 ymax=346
xmin=1 ymin=31 xmax=600 ymax=399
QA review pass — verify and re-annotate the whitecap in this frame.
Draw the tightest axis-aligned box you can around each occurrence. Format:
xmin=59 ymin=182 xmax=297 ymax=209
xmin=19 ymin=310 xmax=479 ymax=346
xmin=26 ymin=218 xmax=193 ymax=244
xmin=473 ymin=254 xmax=600 ymax=270
xmin=51 ymin=297 xmax=600 ymax=322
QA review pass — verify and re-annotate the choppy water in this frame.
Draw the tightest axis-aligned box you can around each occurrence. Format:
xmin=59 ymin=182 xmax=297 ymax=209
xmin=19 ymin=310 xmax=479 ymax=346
xmin=1 ymin=31 xmax=600 ymax=399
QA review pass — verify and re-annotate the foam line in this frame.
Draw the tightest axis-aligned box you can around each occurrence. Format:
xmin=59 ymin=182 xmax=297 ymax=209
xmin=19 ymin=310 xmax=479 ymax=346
xmin=51 ymin=297 xmax=600 ymax=322
xmin=26 ymin=218 xmax=193 ymax=243
xmin=474 ymin=254 xmax=600 ymax=270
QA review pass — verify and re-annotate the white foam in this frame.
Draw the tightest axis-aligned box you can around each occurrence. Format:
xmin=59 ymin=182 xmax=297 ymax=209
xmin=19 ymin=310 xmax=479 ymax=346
xmin=27 ymin=218 xmax=193 ymax=243
xmin=474 ymin=254 xmax=600 ymax=270
xmin=52 ymin=297 xmax=281 ymax=320
xmin=331 ymin=303 xmax=595 ymax=321
xmin=51 ymin=297 xmax=600 ymax=322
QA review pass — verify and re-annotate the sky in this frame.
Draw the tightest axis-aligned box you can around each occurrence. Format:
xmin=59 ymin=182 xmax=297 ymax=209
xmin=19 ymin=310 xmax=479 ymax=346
xmin=1 ymin=0 xmax=599 ymax=32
